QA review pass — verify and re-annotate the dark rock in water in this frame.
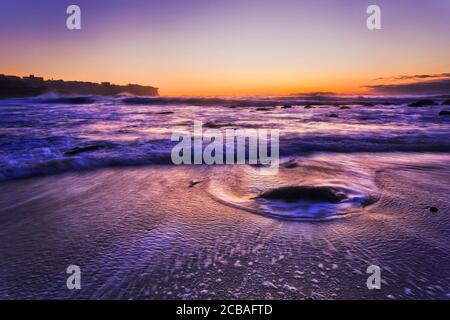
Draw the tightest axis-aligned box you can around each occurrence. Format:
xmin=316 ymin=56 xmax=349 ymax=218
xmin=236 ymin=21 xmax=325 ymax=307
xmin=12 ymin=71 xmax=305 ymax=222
xmin=155 ymin=111 xmax=174 ymax=115
xmin=442 ymin=100 xmax=450 ymax=105
xmin=255 ymin=107 xmax=275 ymax=111
xmin=304 ymin=105 xmax=313 ymax=109
xmin=328 ymin=113 xmax=339 ymax=118
xmin=204 ymin=121 xmax=234 ymax=128
xmin=408 ymin=99 xmax=436 ymax=107
xmin=339 ymin=106 xmax=351 ymax=110
xmin=281 ymin=160 xmax=298 ymax=169
xmin=64 ymin=145 xmax=105 ymax=156
xmin=438 ymin=110 xmax=450 ymax=116
xmin=258 ymin=186 xmax=347 ymax=203
xmin=188 ymin=180 xmax=202 ymax=188
xmin=281 ymin=105 xmax=292 ymax=109
xmin=249 ymin=162 xmax=270 ymax=168
xmin=429 ymin=206 xmax=439 ymax=213
xmin=361 ymin=195 xmax=379 ymax=206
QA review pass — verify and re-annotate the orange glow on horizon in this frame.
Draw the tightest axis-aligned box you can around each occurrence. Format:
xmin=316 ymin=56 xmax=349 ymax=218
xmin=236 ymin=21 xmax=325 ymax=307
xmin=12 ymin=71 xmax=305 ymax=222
xmin=0 ymin=68 xmax=382 ymax=96
xmin=1 ymin=1 xmax=449 ymax=96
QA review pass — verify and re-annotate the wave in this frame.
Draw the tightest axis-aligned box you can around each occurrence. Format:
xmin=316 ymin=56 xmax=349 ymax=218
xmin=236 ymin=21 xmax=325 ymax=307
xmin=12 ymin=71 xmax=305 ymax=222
xmin=32 ymin=96 xmax=97 ymax=105
xmin=0 ymin=94 xmax=449 ymax=181
xmin=1 ymin=131 xmax=450 ymax=181
xmin=120 ymin=95 xmax=424 ymax=107
xmin=2 ymin=92 xmax=449 ymax=108
xmin=0 ymin=153 xmax=174 ymax=181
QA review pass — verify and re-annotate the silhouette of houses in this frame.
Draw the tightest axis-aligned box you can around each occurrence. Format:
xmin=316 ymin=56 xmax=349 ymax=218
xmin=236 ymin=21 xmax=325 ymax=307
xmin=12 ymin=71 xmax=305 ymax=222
xmin=0 ymin=74 xmax=158 ymax=98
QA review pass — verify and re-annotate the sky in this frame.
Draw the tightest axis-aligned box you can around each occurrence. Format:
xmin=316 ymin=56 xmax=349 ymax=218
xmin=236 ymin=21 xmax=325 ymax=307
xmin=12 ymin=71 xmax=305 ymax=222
xmin=0 ymin=0 xmax=449 ymax=96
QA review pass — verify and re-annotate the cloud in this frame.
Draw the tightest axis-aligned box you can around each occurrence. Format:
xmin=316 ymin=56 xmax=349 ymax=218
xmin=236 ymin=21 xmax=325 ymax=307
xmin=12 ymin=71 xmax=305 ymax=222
xmin=365 ymin=78 xmax=450 ymax=95
xmin=372 ymin=73 xmax=450 ymax=81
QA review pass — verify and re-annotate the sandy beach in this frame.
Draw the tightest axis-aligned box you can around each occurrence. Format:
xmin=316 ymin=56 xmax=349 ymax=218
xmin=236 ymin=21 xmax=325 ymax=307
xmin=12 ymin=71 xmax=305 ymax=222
xmin=0 ymin=152 xmax=449 ymax=299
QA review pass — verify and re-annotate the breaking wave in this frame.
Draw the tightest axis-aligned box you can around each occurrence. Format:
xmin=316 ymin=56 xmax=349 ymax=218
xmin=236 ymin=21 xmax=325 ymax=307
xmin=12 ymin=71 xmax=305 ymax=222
xmin=0 ymin=94 xmax=450 ymax=181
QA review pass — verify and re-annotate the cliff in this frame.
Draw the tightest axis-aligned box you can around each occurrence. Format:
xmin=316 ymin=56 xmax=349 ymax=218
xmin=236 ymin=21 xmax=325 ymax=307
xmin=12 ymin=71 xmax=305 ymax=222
xmin=0 ymin=74 xmax=159 ymax=98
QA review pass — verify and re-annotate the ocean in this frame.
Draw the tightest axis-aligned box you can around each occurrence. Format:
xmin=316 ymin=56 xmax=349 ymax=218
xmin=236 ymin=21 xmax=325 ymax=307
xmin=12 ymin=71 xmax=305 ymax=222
xmin=0 ymin=94 xmax=449 ymax=299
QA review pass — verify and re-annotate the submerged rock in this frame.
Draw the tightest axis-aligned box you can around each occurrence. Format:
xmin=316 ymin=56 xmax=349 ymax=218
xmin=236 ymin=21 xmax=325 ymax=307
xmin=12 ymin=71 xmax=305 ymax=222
xmin=438 ymin=110 xmax=450 ymax=116
xmin=304 ymin=105 xmax=313 ymax=109
xmin=429 ymin=206 xmax=439 ymax=213
xmin=204 ymin=121 xmax=234 ymax=128
xmin=258 ymin=186 xmax=347 ymax=203
xmin=408 ymin=99 xmax=436 ymax=107
xmin=188 ymin=180 xmax=202 ymax=188
xmin=281 ymin=160 xmax=298 ymax=169
xmin=64 ymin=145 xmax=105 ymax=156
xmin=255 ymin=107 xmax=275 ymax=111
xmin=328 ymin=113 xmax=339 ymax=118
xmin=155 ymin=111 xmax=174 ymax=115
xmin=281 ymin=105 xmax=292 ymax=109
xmin=339 ymin=106 xmax=351 ymax=110
xmin=442 ymin=100 xmax=450 ymax=105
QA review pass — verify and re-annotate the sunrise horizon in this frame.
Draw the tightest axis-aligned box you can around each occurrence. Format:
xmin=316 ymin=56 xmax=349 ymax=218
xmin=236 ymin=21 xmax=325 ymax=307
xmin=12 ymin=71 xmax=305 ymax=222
xmin=2 ymin=70 xmax=450 ymax=96
xmin=1 ymin=0 xmax=449 ymax=96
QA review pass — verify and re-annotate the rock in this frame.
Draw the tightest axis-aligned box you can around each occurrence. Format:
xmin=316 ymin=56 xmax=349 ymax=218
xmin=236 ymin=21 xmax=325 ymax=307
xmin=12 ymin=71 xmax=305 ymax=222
xmin=188 ymin=180 xmax=202 ymax=188
xmin=204 ymin=121 xmax=233 ymax=128
xmin=328 ymin=113 xmax=339 ymax=118
xmin=258 ymin=186 xmax=347 ymax=203
xmin=442 ymin=100 xmax=450 ymax=105
xmin=351 ymin=269 xmax=362 ymax=275
xmin=408 ymin=99 xmax=436 ymax=107
xmin=429 ymin=207 xmax=439 ymax=213
xmin=438 ymin=110 xmax=450 ymax=116
xmin=281 ymin=160 xmax=298 ymax=169
xmin=262 ymin=281 xmax=278 ymax=289
xmin=155 ymin=111 xmax=174 ymax=115
xmin=64 ymin=145 xmax=105 ymax=156
xmin=339 ymin=106 xmax=351 ymax=110
xmin=255 ymin=107 xmax=275 ymax=111
xmin=304 ymin=105 xmax=313 ymax=109
xmin=281 ymin=105 xmax=292 ymax=109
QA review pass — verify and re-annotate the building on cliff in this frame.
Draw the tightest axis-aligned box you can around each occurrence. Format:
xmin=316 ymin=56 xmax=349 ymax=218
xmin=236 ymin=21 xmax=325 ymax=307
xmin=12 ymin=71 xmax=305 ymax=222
xmin=0 ymin=74 xmax=159 ymax=98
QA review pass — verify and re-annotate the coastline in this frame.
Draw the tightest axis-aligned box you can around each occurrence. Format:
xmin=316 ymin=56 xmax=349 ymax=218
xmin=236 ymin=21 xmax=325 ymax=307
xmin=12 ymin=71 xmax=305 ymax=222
xmin=0 ymin=74 xmax=159 ymax=99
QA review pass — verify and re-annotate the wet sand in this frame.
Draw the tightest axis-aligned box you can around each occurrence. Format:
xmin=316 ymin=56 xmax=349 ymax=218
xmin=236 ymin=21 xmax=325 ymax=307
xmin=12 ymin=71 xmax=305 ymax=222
xmin=0 ymin=153 xmax=449 ymax=299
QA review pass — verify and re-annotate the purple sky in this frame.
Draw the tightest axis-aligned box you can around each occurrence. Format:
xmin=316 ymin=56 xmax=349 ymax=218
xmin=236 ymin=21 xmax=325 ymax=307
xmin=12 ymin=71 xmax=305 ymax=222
xmin=1 ymin=0 xmax=449 ymax=95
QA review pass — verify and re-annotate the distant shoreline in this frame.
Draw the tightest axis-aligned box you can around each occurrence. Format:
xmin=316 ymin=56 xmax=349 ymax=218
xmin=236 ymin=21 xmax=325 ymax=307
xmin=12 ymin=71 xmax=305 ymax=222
xmin=0 ymin=74 xmax=159 ymax=98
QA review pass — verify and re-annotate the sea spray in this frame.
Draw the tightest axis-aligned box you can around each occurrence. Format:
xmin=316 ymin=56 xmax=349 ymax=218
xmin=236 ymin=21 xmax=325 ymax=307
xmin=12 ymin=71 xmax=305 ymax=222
xmin=171 ymin=120 xmax=280 ymax=175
